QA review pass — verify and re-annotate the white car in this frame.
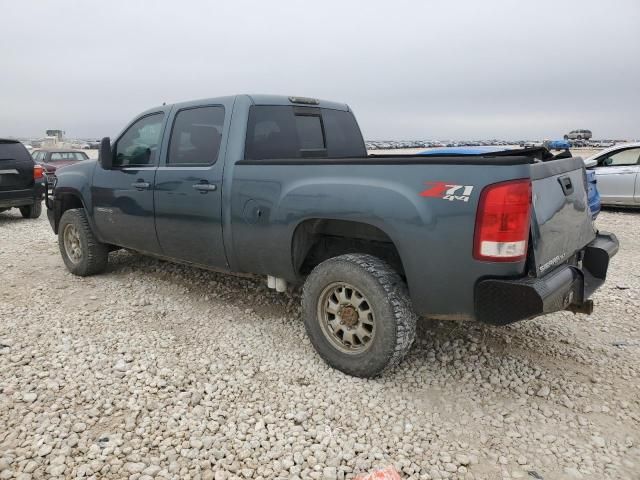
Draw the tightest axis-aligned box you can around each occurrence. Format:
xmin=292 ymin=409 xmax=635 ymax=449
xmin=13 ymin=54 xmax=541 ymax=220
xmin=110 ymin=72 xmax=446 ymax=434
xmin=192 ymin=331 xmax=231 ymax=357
xmin=584 ymin=142 xmax=640 ymax=206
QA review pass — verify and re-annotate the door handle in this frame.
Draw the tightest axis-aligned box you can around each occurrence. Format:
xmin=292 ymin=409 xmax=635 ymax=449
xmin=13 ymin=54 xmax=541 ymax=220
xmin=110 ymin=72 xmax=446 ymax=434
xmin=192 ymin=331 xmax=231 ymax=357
xmin=192 ymin=183 xmax=217 ymax=193
xmin=132 ymin=181 xmax=151 ymax=190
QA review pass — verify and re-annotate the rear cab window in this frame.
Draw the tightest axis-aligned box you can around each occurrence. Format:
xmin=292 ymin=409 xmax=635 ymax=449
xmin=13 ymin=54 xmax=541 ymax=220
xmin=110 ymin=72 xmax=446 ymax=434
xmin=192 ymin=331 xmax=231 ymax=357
xmin=245 ymin=106 xmax=366 ymax=160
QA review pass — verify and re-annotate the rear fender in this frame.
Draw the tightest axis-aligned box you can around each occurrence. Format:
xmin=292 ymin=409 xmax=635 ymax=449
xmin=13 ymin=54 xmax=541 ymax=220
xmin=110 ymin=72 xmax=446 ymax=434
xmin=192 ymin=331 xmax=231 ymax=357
xmin=280 ymin=177 xmax=431 ymax=297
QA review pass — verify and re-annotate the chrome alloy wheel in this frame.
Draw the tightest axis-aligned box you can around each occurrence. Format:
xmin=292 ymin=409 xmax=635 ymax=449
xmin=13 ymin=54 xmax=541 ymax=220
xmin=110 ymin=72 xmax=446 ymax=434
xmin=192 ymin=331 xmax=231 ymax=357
xmin=63 ymin=223 xmax=83 ymax=264
xmin=317 ymin=282 xmax=376 ymax=354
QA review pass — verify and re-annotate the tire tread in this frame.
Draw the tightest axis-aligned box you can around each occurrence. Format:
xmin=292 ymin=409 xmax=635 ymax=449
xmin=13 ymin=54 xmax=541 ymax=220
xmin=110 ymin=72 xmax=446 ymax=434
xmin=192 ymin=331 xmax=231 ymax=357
xmin=302 ymin=253 xmax=417 ymax=377
xmin=58 ymin=208 xmax=108 ymax=276
xmin=19 ymin=201 xmax=42 ymax=219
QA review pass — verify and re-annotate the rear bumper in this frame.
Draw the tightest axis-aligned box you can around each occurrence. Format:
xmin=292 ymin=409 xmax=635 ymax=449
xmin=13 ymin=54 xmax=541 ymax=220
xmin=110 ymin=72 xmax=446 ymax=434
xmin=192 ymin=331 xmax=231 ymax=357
xmin=475 ymin=231 xmax=619 ymax=325
xmin=0 ymin=186 xmax=44 ymax=209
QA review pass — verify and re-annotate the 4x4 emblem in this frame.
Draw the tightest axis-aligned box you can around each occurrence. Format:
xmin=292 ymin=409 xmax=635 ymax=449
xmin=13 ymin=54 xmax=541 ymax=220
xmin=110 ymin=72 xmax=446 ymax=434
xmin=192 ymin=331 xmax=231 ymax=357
xmin=420 ymin=181 xmax=474 ymax=202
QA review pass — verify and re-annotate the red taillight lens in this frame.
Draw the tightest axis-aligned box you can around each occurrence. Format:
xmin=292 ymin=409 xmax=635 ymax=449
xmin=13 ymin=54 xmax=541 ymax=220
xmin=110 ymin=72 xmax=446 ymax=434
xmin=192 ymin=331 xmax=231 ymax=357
xmin=473 ymin=179 xmax=532 ymax=262
xmin=34 ymin=165 xmax=44 ymax=180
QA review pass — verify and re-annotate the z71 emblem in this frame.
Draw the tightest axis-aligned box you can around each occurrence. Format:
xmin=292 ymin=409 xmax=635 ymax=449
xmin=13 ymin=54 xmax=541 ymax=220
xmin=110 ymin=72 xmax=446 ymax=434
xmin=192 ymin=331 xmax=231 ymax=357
xmin=420 ymin=181 xmax=474 ymax=202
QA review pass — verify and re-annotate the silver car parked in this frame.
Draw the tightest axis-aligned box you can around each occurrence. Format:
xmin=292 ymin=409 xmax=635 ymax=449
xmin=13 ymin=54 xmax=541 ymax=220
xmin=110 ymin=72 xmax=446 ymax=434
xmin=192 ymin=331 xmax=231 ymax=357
xmin=564 ymin=130 xmax=593 ymax=140
xmin=565 ymin=129 xmax=593 ymax=140
xmin=584 ymin=142 xmax=640 ymax=206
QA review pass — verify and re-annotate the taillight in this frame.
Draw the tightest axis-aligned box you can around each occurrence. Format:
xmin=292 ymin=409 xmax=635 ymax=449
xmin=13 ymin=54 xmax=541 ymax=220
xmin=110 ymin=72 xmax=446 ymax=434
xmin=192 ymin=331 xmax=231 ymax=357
xmin=34 ymin=165 xmax=44 ymax=180
xmin=473 ymin=179 xmax=532 ymax=262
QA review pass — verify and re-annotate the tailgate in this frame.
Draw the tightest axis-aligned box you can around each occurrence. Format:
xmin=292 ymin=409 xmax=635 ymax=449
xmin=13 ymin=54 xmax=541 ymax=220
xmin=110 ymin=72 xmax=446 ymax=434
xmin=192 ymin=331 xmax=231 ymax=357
xmin=530 ymin=157 xmax=596 ymax=276
xmin=0 ymin=141 xmax=34 ymax=191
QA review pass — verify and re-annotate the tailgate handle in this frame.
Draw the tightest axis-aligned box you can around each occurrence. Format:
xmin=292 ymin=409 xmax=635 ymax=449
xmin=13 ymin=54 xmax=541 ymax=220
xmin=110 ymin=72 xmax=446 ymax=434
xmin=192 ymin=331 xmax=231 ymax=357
xmin=558 ymin=175 xmax=573 ymax=196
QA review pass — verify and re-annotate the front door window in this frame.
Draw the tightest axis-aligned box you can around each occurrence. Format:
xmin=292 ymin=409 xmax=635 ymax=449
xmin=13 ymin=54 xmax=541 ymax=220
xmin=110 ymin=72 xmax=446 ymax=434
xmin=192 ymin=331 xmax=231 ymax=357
xmin=114 ymin=113 xmax=165 ymax=167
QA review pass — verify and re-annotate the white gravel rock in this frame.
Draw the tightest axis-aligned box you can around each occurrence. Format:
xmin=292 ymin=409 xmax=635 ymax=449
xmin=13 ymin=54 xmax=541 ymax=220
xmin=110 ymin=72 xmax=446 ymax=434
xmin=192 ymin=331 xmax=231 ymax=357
xmin=22 ymin=392 xmax=37 ymax=403
xmin=536 ymin=385 xmax=551 ymax=397
xmin=0 ymin=209 xmax=638 ymax=480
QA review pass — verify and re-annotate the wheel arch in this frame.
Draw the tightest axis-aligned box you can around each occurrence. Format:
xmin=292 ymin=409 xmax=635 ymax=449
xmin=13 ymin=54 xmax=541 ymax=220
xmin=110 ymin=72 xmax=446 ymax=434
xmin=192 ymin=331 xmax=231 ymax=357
xmin=51 ymin=189 xmax=87 ymax=234
xmin=291 ymin=218 xmax=407 ymax=280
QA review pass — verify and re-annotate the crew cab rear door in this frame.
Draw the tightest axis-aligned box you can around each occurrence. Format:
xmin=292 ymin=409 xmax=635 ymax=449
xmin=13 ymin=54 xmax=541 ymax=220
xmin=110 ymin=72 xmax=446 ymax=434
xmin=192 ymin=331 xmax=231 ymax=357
xmin=529 ymin=157 xmax=596 ymax=276
xmin=154 ymin=102 xmax=229 ymax=268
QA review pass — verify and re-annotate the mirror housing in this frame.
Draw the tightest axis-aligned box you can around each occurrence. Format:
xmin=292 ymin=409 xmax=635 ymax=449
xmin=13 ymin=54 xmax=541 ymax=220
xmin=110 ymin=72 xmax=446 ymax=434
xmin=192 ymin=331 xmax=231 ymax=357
xmin=584 ymin=158 xmax=597 ymax=169
xmin=98 ymin=137 xmax=113 ymax=169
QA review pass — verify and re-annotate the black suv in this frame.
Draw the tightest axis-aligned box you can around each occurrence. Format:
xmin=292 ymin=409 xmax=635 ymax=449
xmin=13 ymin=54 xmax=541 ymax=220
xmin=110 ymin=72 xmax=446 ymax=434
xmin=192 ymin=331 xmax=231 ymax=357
xmin=0 ymin=139 xmax=45 ymax=218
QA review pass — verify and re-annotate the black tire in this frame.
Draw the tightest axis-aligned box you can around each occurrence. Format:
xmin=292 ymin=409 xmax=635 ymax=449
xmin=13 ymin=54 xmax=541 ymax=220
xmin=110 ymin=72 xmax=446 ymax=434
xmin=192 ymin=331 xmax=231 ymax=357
xmin=19 ymin=201 xmax=42 ymax=219
xmin=302 ymin=253 xmax=417 ymax=377
xmin=58 ymin=208 xmax=108 ymax=276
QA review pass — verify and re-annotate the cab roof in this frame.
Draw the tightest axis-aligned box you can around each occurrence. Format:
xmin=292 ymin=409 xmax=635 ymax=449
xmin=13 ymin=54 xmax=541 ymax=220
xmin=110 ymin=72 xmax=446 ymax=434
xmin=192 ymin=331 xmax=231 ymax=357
xmin=149 ymin=94 xmax=350 ymax=113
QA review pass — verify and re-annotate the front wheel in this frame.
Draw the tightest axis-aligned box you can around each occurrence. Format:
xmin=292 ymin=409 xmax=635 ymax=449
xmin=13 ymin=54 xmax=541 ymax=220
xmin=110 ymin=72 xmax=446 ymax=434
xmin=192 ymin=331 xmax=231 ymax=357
xmin=302 ymin=254 xmax=417 ymax=377
xmin=58 ymin=208 xmax=108 ymax=276
xmin=19 ymin=202 xmax=42 ymax=219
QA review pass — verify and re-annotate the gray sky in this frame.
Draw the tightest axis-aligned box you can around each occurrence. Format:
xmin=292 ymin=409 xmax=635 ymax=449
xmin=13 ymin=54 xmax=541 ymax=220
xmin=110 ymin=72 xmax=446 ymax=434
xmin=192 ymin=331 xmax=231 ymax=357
xmin=1 ymin=0 xmax=638 ymax=140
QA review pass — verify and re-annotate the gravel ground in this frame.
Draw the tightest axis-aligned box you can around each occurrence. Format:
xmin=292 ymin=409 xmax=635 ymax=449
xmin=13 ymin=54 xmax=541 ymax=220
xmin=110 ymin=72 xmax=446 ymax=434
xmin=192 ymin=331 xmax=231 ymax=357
xmin=0 ymin=209 xmax=638 ymax=480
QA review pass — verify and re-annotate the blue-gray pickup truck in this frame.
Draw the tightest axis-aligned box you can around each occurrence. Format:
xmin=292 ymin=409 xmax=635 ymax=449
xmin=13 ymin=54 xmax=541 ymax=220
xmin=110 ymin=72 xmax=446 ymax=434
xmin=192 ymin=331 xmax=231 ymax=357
xmin=46 ymin=94 xmax=618 ymax=377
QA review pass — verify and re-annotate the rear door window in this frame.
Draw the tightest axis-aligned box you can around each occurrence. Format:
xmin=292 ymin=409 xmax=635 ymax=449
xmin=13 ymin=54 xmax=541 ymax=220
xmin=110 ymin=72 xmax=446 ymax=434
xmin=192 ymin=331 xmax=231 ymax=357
xmin=167 ymin=106 xmax=225 ymax=165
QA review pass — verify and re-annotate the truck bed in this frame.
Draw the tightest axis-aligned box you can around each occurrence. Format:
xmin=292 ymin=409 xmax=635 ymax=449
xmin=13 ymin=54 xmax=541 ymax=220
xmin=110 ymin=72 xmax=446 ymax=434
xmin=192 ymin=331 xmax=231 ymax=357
xmin=229 ymin=152 xmax=595 ymax=320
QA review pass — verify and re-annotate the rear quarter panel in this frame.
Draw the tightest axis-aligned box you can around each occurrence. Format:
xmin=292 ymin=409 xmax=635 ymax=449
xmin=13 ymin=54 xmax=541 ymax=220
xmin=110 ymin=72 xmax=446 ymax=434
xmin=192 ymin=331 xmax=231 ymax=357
xmin=227 ymin=161 xmax=533 ymax=318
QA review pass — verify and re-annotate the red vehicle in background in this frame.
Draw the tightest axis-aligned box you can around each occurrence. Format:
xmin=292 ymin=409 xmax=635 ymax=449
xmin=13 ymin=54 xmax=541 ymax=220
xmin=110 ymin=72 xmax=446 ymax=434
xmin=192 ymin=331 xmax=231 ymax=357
xmin=32 ymin=149 xmax=89 ymax=183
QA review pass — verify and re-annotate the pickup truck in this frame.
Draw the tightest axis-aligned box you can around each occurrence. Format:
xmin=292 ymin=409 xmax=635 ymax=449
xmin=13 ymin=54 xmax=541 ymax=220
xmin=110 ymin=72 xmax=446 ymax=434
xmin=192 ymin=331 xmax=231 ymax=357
xmin=46 ymin=94 xmax=619 ymax=377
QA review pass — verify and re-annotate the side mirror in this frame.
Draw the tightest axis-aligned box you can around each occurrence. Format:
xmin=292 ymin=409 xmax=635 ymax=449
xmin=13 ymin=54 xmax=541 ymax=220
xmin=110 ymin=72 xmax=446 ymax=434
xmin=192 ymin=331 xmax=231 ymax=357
xmin=99 ymin=137 xmax=113 ymax=169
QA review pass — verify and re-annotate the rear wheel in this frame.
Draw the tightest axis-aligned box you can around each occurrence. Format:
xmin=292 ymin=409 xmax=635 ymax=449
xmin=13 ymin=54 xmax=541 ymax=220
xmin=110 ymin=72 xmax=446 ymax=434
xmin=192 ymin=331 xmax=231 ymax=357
xmin=58 ymin=208 xmax=108 ymax=276
xmin=19 ymin=202 xmax=42 ymax=219
xmin=302 ymin=253 xmax=417 ymax=377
